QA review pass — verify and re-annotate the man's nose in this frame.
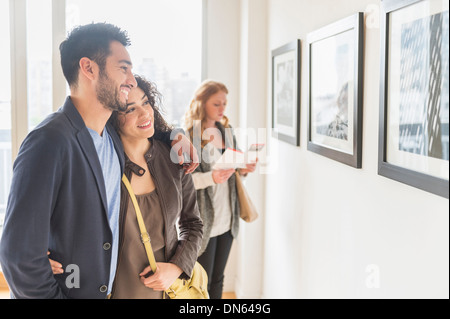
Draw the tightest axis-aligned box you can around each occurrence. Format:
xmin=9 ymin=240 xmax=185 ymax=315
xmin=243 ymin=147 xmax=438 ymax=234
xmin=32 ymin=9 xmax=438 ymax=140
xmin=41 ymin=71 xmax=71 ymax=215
xmin=127 ymin=70 xmax=137 ymax=88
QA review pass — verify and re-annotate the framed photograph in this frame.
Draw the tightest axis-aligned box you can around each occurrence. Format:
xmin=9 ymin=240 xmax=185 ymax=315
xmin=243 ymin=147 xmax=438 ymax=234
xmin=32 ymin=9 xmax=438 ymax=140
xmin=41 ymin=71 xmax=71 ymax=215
xmin=379 ymin=0 xmax=449 ymax=198
xmin=307 ymin=13 xmax=364 ymax=168
xmin=272 ymin=40 xmax=301 ymax=146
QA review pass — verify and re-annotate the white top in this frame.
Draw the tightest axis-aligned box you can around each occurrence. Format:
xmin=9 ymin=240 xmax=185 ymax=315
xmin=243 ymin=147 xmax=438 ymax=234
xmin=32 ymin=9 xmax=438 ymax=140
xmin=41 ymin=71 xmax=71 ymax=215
xmin=192 ymin=145 xmax=232 ymax=237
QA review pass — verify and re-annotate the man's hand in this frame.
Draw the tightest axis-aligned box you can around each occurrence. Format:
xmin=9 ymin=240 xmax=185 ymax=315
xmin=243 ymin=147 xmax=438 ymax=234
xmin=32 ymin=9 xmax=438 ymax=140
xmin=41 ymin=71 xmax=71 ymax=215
xmin=171 ymin=133 xmax=199 ymax=174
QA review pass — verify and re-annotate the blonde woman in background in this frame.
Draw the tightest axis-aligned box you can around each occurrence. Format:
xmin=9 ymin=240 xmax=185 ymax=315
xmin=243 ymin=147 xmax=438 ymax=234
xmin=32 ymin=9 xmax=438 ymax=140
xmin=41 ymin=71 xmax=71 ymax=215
xmin=185 ymin=80 xmax=257 ymax=299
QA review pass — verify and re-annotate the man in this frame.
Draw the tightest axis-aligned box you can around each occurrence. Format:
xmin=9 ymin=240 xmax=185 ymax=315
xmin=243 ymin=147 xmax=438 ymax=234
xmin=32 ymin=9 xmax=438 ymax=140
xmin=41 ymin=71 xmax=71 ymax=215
xmin=0 ymin=23 xmax=198 ymax=299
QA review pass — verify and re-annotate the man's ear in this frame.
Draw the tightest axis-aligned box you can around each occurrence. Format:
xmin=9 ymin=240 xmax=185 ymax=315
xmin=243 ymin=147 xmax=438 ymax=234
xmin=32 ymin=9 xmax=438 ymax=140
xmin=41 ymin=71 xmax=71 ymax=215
xmin=79 ymin=57 xmax=98 ymax=82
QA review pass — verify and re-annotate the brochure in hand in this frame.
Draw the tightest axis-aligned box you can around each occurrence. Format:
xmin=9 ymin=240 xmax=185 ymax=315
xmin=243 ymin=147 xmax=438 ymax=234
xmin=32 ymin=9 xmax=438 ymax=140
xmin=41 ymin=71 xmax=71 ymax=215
xmin=212 ymin=144 xmax=264 ymax=170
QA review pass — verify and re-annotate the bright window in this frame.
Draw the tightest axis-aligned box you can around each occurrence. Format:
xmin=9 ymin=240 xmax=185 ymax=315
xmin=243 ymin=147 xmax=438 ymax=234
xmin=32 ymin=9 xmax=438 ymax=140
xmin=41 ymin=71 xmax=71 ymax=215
xmin=0 ymin=0 xmax=12 ymax=243
xmin=66 ymin=0 xmax=203 ymax=126
xmin=0 ymin=0 xmax=203 ymax=248
xmin=26 ymin=0 xmax=53 ymax=131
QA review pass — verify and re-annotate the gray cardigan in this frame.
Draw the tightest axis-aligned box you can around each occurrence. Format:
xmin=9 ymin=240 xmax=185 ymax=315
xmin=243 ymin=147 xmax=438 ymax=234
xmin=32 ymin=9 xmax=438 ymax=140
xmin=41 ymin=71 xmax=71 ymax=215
xmin=194 ymin=123 xmax=240 ymax=255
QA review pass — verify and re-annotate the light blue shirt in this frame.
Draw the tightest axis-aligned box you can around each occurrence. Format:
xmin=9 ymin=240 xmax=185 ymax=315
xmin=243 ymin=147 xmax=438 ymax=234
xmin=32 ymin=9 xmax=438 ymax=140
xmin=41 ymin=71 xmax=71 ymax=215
xmin=87 ymin=127 xmax=121 ymax=295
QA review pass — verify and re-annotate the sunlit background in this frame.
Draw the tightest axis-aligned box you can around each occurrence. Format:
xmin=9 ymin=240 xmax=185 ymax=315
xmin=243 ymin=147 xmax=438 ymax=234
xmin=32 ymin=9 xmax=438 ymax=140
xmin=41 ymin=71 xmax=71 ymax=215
xmin=0 ymin=0 xmax=203 ymax=242
xmin=0 ymin=0 xmax=12 ymax=240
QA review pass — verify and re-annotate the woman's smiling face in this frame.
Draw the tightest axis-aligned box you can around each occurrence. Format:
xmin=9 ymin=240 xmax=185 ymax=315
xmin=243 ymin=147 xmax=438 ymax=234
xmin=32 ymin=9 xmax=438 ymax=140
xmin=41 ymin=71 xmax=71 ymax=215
xmin=118 ymin=86 xmax=155 ymax=140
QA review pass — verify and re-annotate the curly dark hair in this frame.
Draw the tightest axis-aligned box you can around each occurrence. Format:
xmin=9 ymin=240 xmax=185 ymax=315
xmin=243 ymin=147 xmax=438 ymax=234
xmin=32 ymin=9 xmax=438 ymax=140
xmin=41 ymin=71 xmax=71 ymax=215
xmin=109 ymin=75 xmax=173 ymax=135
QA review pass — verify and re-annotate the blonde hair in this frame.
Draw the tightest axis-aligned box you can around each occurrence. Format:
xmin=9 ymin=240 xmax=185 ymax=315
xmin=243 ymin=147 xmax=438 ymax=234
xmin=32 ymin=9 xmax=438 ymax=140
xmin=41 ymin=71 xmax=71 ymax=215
xmin=185 ymin=80 xmax=230 ymax=148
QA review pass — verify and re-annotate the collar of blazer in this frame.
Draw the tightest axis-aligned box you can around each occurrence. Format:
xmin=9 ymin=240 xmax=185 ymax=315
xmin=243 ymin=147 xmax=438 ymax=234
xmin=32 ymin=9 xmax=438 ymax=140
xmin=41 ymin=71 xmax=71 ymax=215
xmin=60 ymin=96 xmax=86 ymax=131
xmin=60 ymin=96 xmax=125 ymax=168
xmin=59 ymin=96 xmax=125 ymax=216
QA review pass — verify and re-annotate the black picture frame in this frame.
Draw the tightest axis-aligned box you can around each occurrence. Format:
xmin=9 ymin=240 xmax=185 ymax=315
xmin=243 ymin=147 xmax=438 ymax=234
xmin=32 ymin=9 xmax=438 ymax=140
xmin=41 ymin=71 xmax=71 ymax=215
xmin=306 ymin=13 xmax=364 ymax=168
xmin=271 ymin=40 xmax=301 ymax=146
xmin=378 ymin=0 xmax=449 ymax=199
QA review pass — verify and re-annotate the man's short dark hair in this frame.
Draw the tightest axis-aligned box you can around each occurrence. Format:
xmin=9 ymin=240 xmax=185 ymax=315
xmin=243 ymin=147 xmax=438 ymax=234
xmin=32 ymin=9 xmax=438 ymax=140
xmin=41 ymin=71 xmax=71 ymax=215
xmin=59 ymin=23 xmax=131 ymax=88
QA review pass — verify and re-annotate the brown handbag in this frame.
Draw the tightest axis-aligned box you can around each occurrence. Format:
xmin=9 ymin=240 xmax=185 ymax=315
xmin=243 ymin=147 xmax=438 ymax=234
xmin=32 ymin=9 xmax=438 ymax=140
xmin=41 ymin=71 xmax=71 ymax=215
xmin=235 ymin=171 xmax=258 ymax=222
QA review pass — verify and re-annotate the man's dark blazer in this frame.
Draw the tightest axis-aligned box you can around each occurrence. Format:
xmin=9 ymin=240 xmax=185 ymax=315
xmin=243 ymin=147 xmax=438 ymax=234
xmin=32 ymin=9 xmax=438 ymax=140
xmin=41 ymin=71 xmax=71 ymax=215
xmin=0 ymin=97 xmax=125 ymax=298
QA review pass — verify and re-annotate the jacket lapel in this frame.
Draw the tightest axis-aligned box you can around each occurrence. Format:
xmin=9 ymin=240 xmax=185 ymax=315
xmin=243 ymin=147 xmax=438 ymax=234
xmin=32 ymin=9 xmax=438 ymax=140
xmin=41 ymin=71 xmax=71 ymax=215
xmin=61 ymin=97 xmax=109 ymax=215
xmin=76 ymin=129 xmax=109 ymax=215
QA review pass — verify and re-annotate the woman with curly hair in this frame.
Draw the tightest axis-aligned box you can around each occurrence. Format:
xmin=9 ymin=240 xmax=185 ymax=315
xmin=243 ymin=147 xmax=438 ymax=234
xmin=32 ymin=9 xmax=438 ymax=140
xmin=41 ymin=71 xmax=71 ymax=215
xmin=50 ymin=75 xmax=203 ymax=299
xmin=107 ymin=75 xmax=203 ymax=298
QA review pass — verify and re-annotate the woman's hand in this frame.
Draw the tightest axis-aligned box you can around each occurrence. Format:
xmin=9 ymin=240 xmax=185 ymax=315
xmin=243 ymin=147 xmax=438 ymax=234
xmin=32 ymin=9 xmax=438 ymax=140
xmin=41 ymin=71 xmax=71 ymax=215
xmin=139 ymin=263 xmax=183 ymax=291
xmin=212 ymin=169 xmax=235 ymax=184
xmin=239 ymin=158 xmax=258 ymax=176
xmin=171 ymin=133 xmax=199 ymax=174
xmin=47 ymin=251 xmax=64 ymax=274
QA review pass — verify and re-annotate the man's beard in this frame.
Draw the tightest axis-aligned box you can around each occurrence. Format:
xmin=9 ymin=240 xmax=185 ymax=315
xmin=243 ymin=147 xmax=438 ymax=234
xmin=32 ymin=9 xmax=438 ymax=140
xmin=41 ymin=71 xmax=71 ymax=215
xmin=96 ymin=70 xmax=128 ymax=112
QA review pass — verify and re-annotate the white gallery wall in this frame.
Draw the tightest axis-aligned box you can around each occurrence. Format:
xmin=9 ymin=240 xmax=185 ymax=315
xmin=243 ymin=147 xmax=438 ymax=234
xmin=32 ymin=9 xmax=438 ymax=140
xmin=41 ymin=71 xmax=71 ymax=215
xmin=264 ymin=0 xmax=449 ymax=298
xmin=203 ymin=0 xmax=242 ymax=294
xmin=204 ymin=0 xmax=449 ymax=298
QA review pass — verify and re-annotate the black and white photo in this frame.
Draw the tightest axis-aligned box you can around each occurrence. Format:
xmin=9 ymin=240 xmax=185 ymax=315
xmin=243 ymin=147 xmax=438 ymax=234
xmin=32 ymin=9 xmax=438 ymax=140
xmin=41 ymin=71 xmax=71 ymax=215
xmin=271 ymin=40 xmax=301 ymax=146
xmin=307 ymin=13 xmax=364 ymax=168
xmin=379 ymin=0 xmax=449 ymax=198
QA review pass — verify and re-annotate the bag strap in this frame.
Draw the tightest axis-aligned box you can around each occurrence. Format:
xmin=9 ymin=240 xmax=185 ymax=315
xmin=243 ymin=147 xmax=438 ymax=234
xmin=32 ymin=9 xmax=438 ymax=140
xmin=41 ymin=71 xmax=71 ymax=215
xmin=121 ymin=174 xmax=158 ymax=273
